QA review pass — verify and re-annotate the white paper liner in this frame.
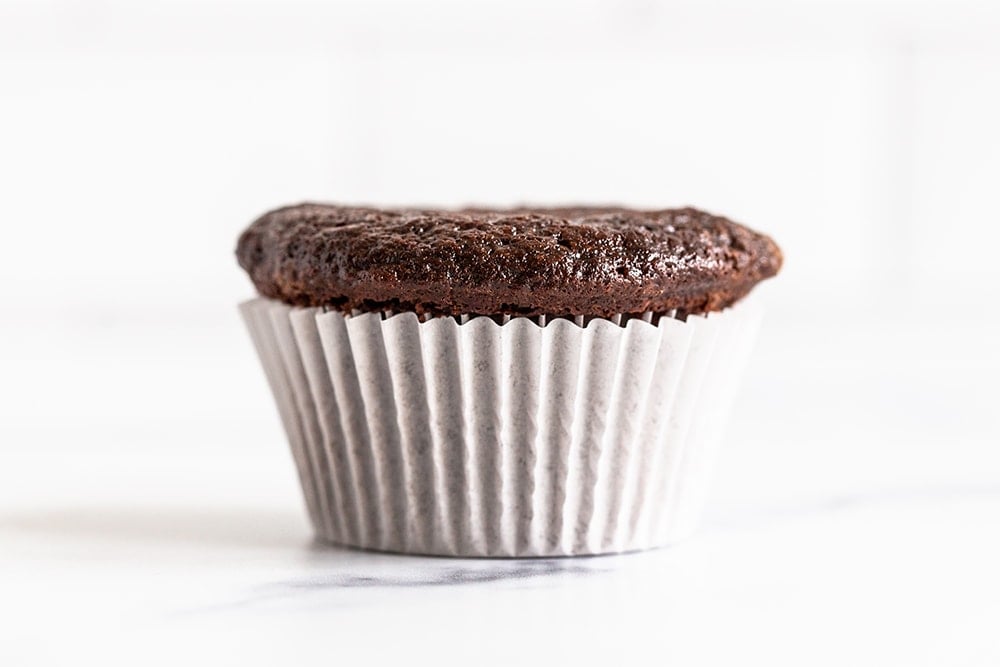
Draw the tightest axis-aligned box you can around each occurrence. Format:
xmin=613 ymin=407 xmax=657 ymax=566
xmin=240 ymin=298 xmax=762 ymax=557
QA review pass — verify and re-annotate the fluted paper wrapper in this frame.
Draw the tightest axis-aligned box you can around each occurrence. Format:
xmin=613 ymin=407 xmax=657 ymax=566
xmin=240 ymin=298 xmax=761 ymax=557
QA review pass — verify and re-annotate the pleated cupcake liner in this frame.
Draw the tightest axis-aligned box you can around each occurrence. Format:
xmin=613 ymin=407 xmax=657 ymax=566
xmin=240 ymin=297 xmax=761 ymax=557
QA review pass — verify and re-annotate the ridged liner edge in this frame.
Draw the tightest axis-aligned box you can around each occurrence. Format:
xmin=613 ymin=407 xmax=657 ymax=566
xmin=239 ymin=299 xmax=761 ymax=557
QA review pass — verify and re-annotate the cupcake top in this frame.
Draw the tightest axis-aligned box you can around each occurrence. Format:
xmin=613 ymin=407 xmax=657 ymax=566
xmin=236 ymin=203 xmax=782 ymax=318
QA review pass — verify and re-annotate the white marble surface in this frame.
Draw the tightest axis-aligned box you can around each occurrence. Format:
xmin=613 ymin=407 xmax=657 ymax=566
xmin=2 ymin=306 xmax=998 ymax=666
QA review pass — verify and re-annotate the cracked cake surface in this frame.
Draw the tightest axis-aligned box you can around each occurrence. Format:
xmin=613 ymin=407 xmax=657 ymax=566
xmin=236 ymin=203 xmax=782 ymax=318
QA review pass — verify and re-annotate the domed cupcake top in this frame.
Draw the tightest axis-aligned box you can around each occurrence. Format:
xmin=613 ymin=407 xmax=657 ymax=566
xmin=236 ymin=204 xmax=782 ymax=318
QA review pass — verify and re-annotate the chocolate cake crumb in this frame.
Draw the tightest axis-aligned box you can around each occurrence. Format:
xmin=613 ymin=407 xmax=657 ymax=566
xmin=236 ymin=204 xmax=782 ymax=318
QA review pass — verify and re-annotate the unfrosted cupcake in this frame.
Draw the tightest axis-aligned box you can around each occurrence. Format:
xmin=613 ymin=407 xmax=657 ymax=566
xmin=236 ymin=204 xmax=781 ymax=556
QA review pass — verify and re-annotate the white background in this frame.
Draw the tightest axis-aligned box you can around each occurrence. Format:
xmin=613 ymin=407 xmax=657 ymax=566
xmin=1 ymin=1 xmax=998 ymax=665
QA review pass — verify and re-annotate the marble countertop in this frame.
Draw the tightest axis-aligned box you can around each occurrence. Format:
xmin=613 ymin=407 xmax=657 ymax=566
xmin=2 ymin=308 xmax=998 ymax=666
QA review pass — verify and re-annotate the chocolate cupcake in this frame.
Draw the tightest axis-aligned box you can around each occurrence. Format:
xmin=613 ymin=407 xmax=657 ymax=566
xmin=237 ymin=204 xmax=781 ymax=556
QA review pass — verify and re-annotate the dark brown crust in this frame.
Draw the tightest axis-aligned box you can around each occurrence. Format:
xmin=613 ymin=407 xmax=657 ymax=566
xmin=236 ymin=203 xmax=782 ymax=318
